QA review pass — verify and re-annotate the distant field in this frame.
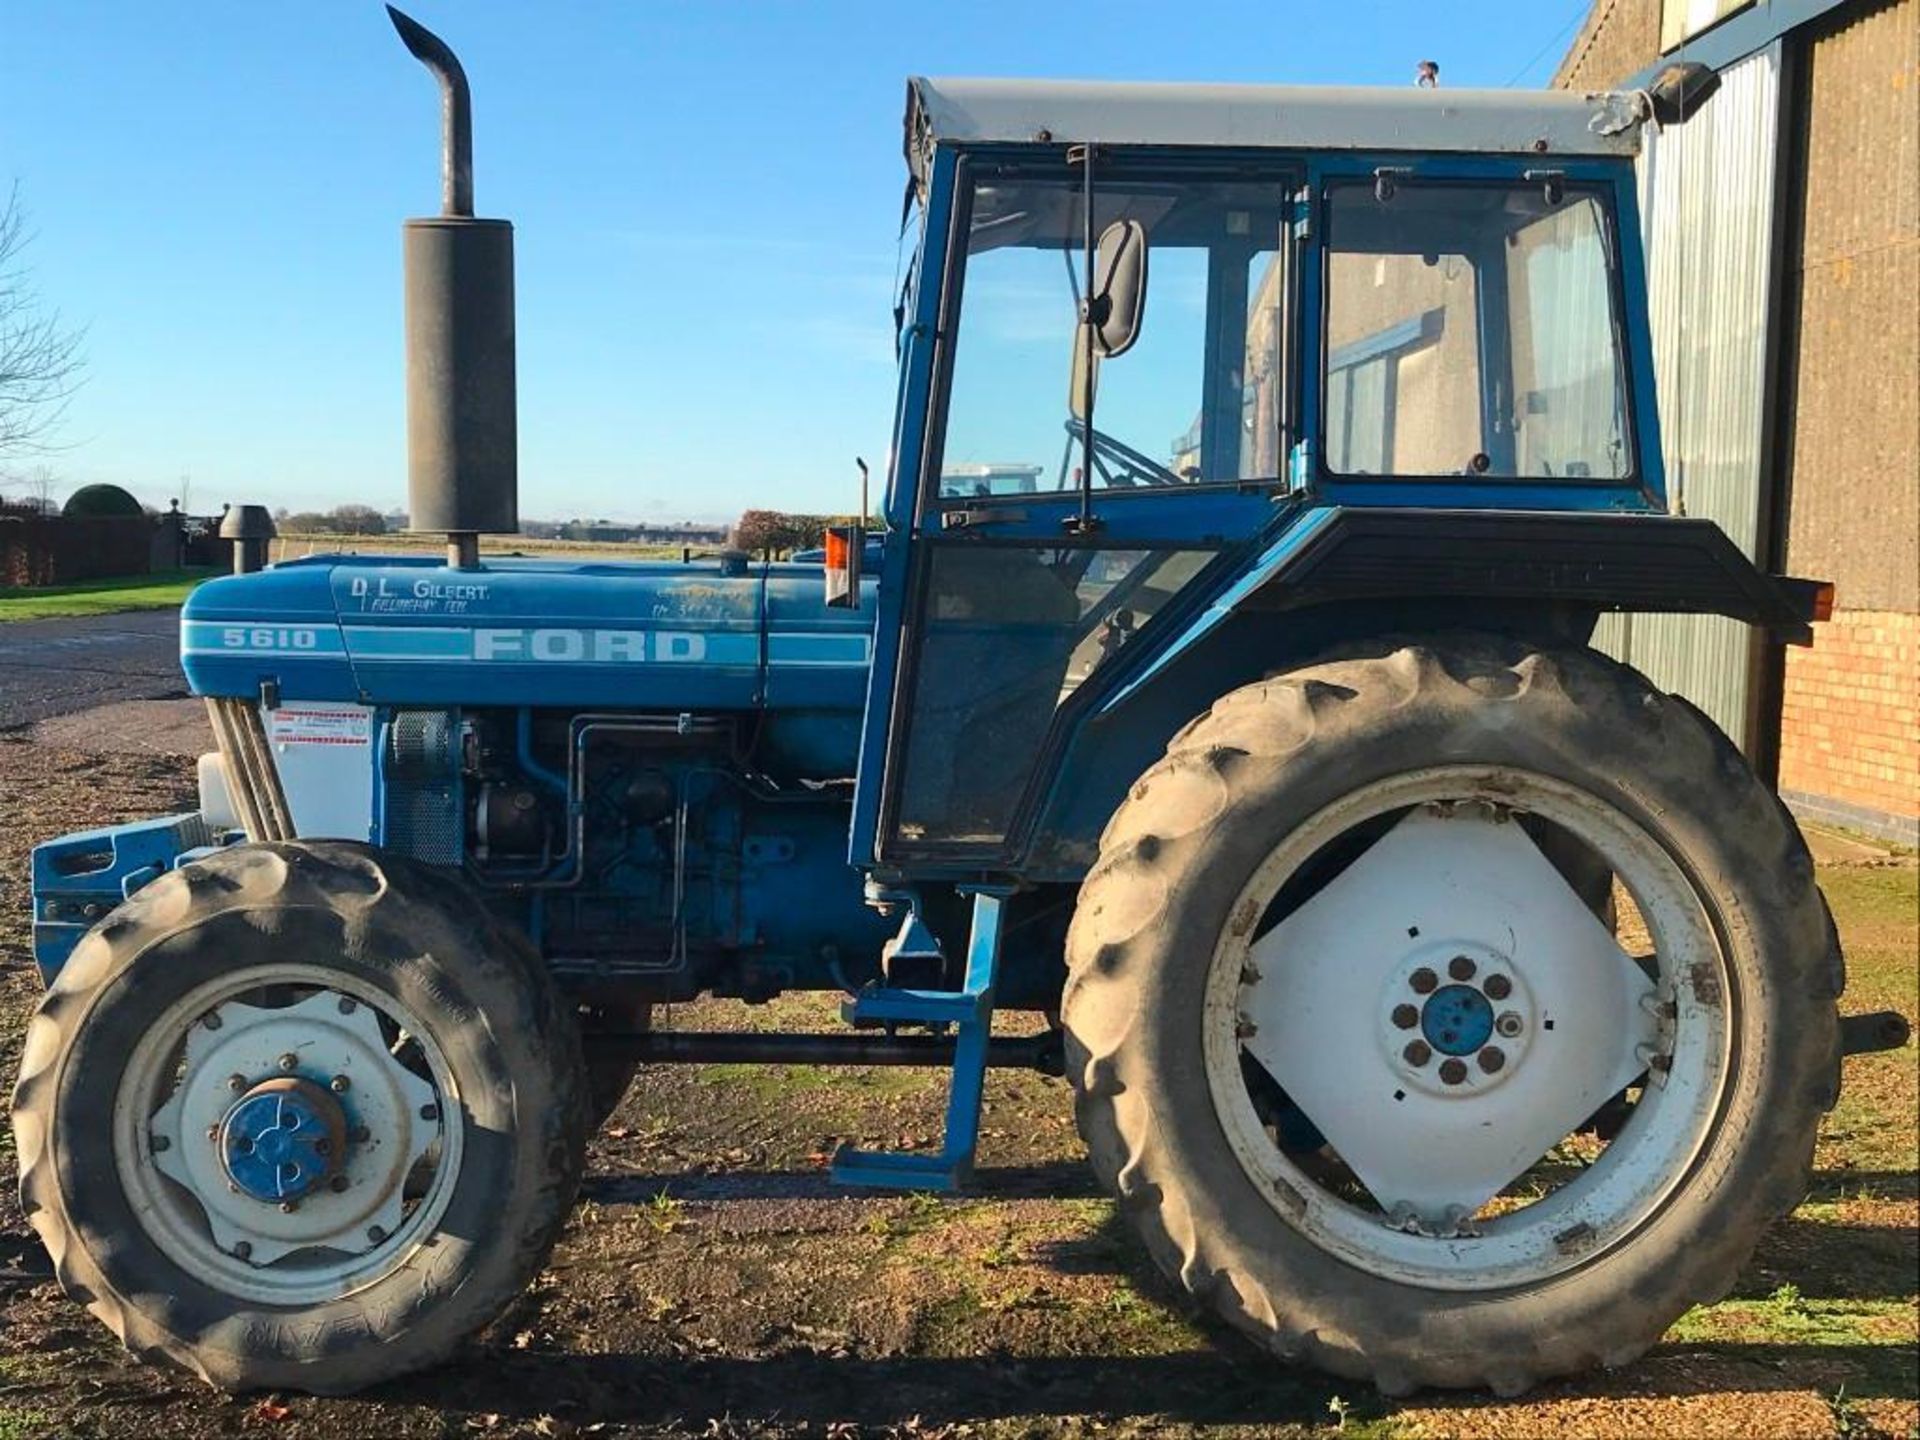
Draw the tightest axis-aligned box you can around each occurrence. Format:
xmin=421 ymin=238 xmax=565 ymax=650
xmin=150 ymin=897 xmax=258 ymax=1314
xmin=272 ymin=532 xmax=707 ymax=561
xmin=0 ymin=568 xmax=214 ymax=623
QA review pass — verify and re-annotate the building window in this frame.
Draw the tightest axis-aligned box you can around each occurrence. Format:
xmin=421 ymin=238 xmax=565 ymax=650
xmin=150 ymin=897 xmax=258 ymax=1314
xmin=1661 ymin=0 xmax=1754 ymax=52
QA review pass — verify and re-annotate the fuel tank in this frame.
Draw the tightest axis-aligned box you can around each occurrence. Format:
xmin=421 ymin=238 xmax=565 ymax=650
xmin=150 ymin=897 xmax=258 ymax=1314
xmin=181 ymin=552 xmax=876 ymax=777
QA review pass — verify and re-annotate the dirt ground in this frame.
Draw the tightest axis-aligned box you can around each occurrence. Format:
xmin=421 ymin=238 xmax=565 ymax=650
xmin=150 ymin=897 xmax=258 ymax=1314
xmin=0 ymin=736 xmax=1914 ymax=1439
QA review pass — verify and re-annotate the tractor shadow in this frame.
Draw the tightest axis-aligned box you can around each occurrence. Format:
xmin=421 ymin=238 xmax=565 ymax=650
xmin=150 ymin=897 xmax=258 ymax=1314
xmin=389 ymin=1348 xmax=1358 ymax=1430
xmin=401 ymin=1163 xmax=1920 ymax=1431
xmin=580 ymin=1158 xmax=1101 ymax=1205
xmin=379 ymin=1341 xmax=1919 ymax=1431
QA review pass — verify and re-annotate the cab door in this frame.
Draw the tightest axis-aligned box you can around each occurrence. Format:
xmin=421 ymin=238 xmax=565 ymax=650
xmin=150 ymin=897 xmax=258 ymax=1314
xmin=853 ymin=151 xmax=1301 ymax=870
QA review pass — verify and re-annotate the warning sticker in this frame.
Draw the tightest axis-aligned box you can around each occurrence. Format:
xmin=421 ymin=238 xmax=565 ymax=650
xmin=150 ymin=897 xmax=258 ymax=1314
xmin=267 ymin=706 xmax=373 ymax=748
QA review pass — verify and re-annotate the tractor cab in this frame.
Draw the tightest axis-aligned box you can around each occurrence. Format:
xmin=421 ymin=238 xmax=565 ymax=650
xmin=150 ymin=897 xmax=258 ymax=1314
xmin=850 ymin=79 xmax=1675 ymax=881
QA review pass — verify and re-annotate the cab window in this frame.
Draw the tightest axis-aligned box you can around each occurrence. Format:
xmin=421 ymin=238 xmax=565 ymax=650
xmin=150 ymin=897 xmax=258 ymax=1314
xmin=1323 ymin=182 xmax=1633 ymax=481
xmin=938 ymin=172 xmax=1290 ymax=500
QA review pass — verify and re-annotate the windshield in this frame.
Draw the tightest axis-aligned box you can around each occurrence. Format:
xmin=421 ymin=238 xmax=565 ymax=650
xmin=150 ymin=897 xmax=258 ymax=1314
xmin=1323 ymin=181 xmax=1633 ymax=481
xmin=938 ymin=172 xmax=1292 ymax=500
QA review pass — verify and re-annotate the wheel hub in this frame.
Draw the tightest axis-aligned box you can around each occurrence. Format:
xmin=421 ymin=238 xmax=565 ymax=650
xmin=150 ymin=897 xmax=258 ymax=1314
xmin=1421 ymin=984 xmax=1493 ymax=1056
xmin=219 ymin=1077 xmax=347 ymax=1203
xmin=141 ymin=986 xmax=448 ymax=1272
xmin=1380 ymin=942 xmax=1537 ymax=1098
xmin=1236 ymin=803 xmax=1663 ymax=1227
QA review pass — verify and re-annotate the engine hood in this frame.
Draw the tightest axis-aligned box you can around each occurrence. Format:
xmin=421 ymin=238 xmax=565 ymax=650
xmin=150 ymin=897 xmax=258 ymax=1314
xmin=181 ymin=552 xmax=875 ymax=713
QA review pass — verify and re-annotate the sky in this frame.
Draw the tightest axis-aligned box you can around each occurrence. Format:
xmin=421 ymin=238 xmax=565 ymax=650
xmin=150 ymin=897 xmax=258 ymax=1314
xmin=0 ymin=1 xmax=1591 ymax=523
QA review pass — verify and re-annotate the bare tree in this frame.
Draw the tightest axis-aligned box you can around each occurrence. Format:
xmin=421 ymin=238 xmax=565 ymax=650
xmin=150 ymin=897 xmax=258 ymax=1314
xmin=0 ymin=461 xmax=59 ymax=513
xmin=0 ymin=183 xmax=85 ymax=457
xmin=19 ymin=464 xmax=56 ymax=512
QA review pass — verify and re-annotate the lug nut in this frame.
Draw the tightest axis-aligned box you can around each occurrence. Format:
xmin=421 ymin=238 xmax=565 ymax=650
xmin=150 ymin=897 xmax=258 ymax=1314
xmin=313 ymin=1138 xmax=332 ymax=1156
xmin=1496 ymin=1011 xmax=1524 ymax=1038
xmin=232 ymin=1241 xmax=252 ymax=1261
xmin=279 ymin=1200 xmax=298 ymax=1214
xmin=277 ymin=1052 xmax=298 ymax=1071
xmin=1391 ymin=1004 xmax=1420 ymax=1030
xmin=1448 ymin=955 xmax=1477 ymax=982
xmin=203 ymin=1013 xmax=223 ymax=1031
xmin=331 ymin=1175 xmax=351 ymax=1193
xmin=337 ymin=997 xmax=357 ymax=1015
xmin=367 ymin=1225 xmax=387 ymax=1244
xmin=150 ymin=1134 xmax=171 ymax=1153
xmin=1409 ymin=967 xmax=1438 ymax=995
xmin=227 ymin=1074 xmax=247 ymax=1092
xmin=1478 ymin=1046 xmax=1506 ymax=1073
xmin=330 ymin=1075 xmax=351 ymax=1094
xmin=419 ymin=1103 xmax=440 ymax=1123
xmin=206 ymin=1124 xmax=220 ymax=1143
xmin=1438 ymin=1058 xmax=1469 ymax=1085
xmin=1484 ymin=974 xmax=1512 ymax=1000
xmin=1402 ymin=1040 xmax=1432 ymax=1067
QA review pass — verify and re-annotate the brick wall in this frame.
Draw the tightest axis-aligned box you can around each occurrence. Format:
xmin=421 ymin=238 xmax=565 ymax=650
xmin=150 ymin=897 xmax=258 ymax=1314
xmin=1555 ymin=0 xmax=1661 ymax=88
xmin=1778 ymin=609 xmax=1920 ymax=843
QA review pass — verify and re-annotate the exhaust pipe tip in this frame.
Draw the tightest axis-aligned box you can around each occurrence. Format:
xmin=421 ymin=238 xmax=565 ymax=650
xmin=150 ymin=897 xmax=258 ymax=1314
xmin=386 ymin=5 xmax=473 ymax=218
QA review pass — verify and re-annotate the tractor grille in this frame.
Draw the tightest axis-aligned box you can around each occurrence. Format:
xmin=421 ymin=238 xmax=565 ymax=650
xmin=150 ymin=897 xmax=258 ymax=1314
xmin=383 ymin=710 xmax=462 ymax=865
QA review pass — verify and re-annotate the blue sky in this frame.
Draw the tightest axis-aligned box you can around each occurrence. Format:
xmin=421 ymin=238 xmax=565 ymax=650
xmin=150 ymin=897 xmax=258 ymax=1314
xmin=1 ymin=1 xmax=1589 ymax=523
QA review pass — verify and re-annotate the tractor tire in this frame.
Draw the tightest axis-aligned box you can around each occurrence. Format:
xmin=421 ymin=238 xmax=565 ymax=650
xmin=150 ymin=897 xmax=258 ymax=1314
xmin=11 ymin=841 xmax=590 ymax=1394
xmin=586 ymin=1059 xmax=642 ymax=1131
xmin=1062 ymin=634 xmax=1841 ymax=1395
xmin=582 ymin=1005 xmax=652 ymax=1131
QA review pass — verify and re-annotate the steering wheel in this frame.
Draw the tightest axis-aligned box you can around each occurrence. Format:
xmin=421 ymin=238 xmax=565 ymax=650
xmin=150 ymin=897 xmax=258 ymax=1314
xmin=1062 ymin=418 xmax=1188 ymax=489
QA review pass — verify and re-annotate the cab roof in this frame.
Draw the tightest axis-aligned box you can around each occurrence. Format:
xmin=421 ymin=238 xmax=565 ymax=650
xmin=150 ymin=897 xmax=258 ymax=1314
xmin=905 ymin=78 xmax=1645 ymax=185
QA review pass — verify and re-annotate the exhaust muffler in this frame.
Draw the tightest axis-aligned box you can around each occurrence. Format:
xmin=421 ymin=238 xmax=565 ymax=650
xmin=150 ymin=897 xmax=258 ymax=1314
xmin=388 ymin=6 xmax=517 ymax=569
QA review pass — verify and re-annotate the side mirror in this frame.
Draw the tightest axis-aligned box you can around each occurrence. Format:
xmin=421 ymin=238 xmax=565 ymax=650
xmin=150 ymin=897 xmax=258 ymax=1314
xmin=1070 ymin=219 xmax=1149 ymax=420
xmin=823 ymin=523 xmax=864 ymax=609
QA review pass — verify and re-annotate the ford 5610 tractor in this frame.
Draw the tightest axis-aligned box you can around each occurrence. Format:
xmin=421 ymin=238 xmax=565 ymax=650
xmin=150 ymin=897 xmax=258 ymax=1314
xmin=12 ymin=9 xmax=1910 ymax=1398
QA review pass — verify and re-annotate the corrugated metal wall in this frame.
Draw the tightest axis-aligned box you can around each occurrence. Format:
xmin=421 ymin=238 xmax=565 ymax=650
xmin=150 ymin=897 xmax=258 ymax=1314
xmin=1594 ymin=46 xmax=1782 ymax=751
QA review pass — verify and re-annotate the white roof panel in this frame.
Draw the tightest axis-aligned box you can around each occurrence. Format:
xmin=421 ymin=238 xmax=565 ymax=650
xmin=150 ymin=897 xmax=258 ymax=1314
xmin=906 ymin=78 xmax=1645 ymax=173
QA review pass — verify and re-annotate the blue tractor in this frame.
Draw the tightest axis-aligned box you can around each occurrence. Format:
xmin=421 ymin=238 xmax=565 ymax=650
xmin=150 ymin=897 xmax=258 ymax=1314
xmin=13 ymin=11 xmax=1905 ymax=1398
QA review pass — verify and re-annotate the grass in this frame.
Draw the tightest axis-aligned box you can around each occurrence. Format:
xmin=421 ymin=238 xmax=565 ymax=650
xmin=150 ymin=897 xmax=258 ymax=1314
xmin=1652 ymin=860 xmax=1920 ymax=1407
xmin=0 ymin=567 xmax=213 ymax=622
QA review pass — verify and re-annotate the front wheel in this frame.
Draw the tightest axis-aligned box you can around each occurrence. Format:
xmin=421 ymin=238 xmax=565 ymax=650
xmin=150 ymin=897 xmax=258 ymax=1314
xmin=1063 ymin=636 xmax=1840 ymax=1394
xmin=11 ymin=841 xmax=590 ymax=1394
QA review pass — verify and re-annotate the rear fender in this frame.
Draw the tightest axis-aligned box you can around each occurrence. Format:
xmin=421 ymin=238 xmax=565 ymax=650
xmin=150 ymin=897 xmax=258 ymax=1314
xmin=1020 ymin=507 xmax=1824 ymax=878
xmin=1100 ymin=507 xmax=1821 ymax=712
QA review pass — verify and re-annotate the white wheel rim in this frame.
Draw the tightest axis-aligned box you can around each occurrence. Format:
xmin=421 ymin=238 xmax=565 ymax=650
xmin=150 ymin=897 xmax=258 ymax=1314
xmin=1202 ymin=765 xmax=1733 ymax=1291
xmin=114 ymin=964 xmax=463 ymax=1307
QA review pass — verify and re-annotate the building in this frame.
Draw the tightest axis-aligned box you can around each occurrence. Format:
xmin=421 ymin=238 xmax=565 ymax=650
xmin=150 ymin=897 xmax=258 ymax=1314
xmin=1558 ymin=0 xmax=1918 ymax=843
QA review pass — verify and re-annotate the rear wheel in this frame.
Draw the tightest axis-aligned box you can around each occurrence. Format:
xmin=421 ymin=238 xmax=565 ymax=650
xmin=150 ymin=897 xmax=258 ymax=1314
xmin=11 ymin=841 xmax=590 ymax=1393
xmin=1063 ymin=635 xmax=1840 ymax=1394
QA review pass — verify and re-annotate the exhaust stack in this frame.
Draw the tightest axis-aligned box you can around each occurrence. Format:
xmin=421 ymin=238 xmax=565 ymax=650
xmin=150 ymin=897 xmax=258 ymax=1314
xmin=388 ymin=6 xmax=517 ymax=570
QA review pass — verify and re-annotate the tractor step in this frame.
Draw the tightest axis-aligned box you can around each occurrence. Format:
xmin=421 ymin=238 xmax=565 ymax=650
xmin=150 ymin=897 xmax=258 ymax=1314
xmin=832 ymin=887 xmax=1010 ymax=1192
xmin=828 ymin=1146 xmax=972 ymax=1192
xmin=845 ymin=987 xmax=986 ymax=1026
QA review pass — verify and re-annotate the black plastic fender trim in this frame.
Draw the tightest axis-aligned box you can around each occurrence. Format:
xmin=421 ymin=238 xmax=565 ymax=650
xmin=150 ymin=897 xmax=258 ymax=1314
xmin=1241 ymin=508 xmax=1822 ymax=644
